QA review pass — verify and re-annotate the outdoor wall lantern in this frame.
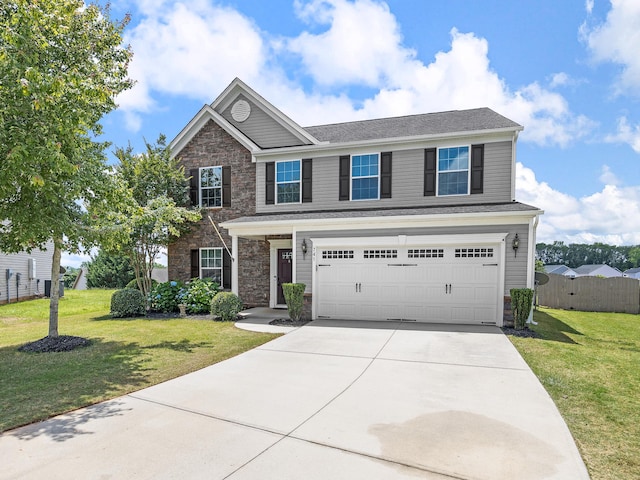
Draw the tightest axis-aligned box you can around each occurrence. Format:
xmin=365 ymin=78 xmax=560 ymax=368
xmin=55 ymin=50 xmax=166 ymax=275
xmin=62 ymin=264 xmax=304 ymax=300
xmin=301 ymin=238 xmax=308 ymax=259
xmin=512 ymin=233 xmax=519 ymax=257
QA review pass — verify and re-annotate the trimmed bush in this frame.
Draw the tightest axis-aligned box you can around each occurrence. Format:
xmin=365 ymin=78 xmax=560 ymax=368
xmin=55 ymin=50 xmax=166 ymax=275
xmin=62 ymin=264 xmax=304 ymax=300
xmin=282 ymin=283 xmax=305 ymax=321
xmin=110 ymin=289 xmax=146 ymax=318
xmin=149 ymin=280 xmax=184 ymax=312
xmin=179 ymin=278 xmax=221 ymax=314
xmin=510 ymin=288 xmax=534 ymax=330
xmin=126 ymin=278 xmax=157 ymax=291
xmin=211 ymin=292 xmax=243 ymax=321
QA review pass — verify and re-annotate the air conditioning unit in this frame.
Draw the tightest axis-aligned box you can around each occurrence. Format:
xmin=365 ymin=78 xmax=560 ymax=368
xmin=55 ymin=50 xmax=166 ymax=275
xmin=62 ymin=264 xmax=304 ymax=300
xmin=28 ymin=258 xmax=36 ymax=280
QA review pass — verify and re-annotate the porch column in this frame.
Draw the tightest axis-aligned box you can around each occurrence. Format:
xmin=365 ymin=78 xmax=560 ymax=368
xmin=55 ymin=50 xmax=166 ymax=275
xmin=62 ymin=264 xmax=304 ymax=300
xmin=231 ymin=235 xmax=239 ymax=296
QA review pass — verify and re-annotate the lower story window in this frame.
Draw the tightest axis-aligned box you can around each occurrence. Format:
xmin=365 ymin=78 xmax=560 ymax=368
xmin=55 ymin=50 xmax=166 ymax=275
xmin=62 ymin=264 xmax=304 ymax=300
xmin=201 ymin=248 xmax=222 ymax=283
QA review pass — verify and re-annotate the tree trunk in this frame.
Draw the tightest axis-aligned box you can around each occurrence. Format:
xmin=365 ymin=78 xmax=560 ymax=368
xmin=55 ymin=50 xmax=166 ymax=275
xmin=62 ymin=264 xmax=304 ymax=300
xmin=48 ymin=240 xmax=62 ymax=338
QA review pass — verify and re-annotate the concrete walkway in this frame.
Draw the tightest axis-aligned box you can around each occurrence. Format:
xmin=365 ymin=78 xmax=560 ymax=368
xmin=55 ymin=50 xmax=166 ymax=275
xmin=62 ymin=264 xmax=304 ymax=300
xmin=2 ymin=317 xmax=589 ymax=479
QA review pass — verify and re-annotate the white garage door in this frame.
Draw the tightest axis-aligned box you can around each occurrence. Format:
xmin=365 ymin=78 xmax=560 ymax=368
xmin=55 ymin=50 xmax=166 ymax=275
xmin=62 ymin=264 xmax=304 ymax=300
xmin=316 ymin=245 xmax=500 ymax=324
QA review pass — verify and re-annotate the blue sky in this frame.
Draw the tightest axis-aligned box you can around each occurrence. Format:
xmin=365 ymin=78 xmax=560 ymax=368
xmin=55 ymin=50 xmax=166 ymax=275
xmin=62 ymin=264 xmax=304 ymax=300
xmin=66 ymin=0 xmax=640 ymax=267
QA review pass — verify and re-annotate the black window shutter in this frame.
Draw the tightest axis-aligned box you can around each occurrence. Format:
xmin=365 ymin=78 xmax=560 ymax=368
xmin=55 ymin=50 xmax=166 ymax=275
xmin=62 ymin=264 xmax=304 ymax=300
xmin=222 ymin=166 xmax=231 ymax=207
xmin=339 ymin=155 xmax=350 ymax=201
xmin=265 ymin=162 xmax=275 ymax=205
xmin=190 ymin=249 xmax=199 ymax=279
xmin=380 ymin=152 xmax=392 ymax=198
xmin=424 ymin=148 xmax=437 ymax=196
xmin=222 ymin=250 xmax=231 ymax=290
xmin=302 ymin=159 xmax=312 ymax=203
xmin=470 ymin=144 xmax=484 ymax=194
xmin=189 ymin=169 xmax=199 ymax=206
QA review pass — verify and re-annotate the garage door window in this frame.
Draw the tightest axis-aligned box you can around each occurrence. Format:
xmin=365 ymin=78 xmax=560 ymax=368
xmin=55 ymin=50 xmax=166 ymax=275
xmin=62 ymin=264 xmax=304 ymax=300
xmin=408 ymin=248 xmax=444 ymax=258
xmin=455 ymin=247 xmax=494 ymax=258
xmin=364 ymin=249 xmax=397 ymax=259
xmin=322 ymin=250 xmax=354 ymax=259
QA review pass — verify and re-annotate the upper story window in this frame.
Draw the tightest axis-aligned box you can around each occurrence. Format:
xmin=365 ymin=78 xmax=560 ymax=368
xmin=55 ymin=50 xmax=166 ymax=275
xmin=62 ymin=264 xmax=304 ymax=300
xmin=276 ymin=160 xmax=301 ymax=204
xmin=200 ymin=166 xmax=222 ymax=207
xmin=190 ymin=166 xmax=230 ymax=208
xmin=351 ymin=153 xmax=379 ymax=200
xmin=438 ymin=146 xmax=469 ymax=196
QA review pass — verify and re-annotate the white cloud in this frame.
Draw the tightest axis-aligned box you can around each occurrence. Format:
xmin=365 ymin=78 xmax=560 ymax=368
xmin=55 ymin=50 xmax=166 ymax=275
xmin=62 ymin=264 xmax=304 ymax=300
xmin=605 ymin=116 xmax=640 ymax=153
xmin=585 ymin=0 xmax=594 ymax=15
xmin=599 ymin=165 xmax=621 ymax=186
xmin=116 ymin=0 xmax=593 ymax=148
xmin=288 ymin=0 xmax=415 ymax=87
xmin=583 ymin=0 xmax=640 ymax=95
xmin=116 ymin=0 xmax=265 ymax=130
xmin=516 ymin=162 xmax=640 ymax=244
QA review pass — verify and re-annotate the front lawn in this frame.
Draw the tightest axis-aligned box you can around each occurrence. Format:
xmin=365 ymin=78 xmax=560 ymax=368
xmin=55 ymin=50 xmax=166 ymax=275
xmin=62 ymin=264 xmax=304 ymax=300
xmin=0 ymin=290 xmax=279 ymax=432
xmin=509 ymin=308 xmax=640 ymax=480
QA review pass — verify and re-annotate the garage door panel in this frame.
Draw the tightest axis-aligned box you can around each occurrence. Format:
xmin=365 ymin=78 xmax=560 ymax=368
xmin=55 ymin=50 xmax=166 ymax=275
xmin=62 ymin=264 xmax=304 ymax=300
xmin=316 ymin=244 xmax=501 ymax=324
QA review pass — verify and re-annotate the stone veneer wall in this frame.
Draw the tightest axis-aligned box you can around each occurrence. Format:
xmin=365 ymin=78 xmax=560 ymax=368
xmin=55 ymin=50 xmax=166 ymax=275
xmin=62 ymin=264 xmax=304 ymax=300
xmin=168 ymin=119 xmax=270 ymax=307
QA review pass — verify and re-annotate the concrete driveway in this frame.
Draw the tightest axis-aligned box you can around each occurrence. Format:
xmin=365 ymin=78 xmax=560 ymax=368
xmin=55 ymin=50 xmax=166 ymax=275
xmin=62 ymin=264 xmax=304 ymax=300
xmin=2 ymin=320 xmax=589 ymax=479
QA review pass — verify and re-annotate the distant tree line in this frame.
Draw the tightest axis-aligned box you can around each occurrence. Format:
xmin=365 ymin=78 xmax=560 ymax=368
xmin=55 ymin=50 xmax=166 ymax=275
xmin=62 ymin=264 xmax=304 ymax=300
xmin=536 ymin=242 xmax=640 ymax=271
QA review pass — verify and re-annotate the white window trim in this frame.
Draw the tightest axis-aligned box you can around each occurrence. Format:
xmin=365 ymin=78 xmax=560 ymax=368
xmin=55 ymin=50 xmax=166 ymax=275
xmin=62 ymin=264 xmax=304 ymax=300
xmin=199 ymin=166 xmax=223 ymax=208
xmin=436 ymin=145 xmax=471 ymax=197
xmin=199 ymin=247 xmax=223 ymax=284
xmin=350 ymin=152 xmax=380 ymax=201
xmin=275 ymin=159 xmax=302 ymax=205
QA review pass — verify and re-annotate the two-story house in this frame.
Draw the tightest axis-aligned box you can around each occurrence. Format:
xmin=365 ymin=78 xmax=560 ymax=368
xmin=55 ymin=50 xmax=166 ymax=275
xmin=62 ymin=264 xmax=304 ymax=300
xmin=168 ymin=78 xmax=542 ymax=326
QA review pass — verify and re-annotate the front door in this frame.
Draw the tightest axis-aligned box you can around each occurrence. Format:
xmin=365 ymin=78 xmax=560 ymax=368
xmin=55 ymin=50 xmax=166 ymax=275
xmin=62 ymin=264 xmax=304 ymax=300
xmin=277 ymin=248 xmax=293 ymax=305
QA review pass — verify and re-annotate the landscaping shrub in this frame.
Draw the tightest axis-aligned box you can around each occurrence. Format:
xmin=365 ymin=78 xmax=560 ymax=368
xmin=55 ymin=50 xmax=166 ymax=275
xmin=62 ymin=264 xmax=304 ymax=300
xmin=126 ymin=278 xmax=157 ymax=291
xmin=510 ymin=288 xmax=534 ymax=330
xmin=149 ymin=281 xmax=184 ymax=312
xmin=282 ymin=283 xmax=305 ymax=321
xmin=211 ymin=292 xmax=243 ymax=321
xmin=179 ymin=278 xmax=221 ymax=314
xmin=110 ymin=289 xmax=146 ymax=318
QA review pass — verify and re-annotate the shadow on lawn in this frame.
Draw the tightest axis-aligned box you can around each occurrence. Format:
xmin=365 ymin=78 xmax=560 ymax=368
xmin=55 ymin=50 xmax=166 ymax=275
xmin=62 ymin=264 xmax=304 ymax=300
xmin=533 ymin=310 xmax=583 ymax=344
xmin=3 ymin=336 xmax=212 ymax=440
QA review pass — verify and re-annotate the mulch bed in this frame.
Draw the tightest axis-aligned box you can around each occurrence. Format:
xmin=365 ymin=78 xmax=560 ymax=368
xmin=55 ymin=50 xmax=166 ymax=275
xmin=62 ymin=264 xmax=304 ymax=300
xmin=269 ymin=318 xmax=310 ymax=327
xmin=18 ymin=335 xmax=92 ymax=353
xmin=501 ymin=327 xmax=540 ymax=338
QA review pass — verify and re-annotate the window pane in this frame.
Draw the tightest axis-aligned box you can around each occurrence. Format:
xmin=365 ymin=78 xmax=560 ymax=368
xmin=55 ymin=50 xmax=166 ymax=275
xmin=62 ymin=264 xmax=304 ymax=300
xmin=201 ymin=269 xmax=221 ymax=283
xmin=352 ymin=177 xmax=378 ymax=200
xmin=438 ymin=171 xmax=468 ymax=195
xmin=277 ymin=183 xmax=300 ymax=203
xmin=439 ymin=147 xmax=469 ymax=172
xmin=276 ymin=160 xmax=300 ymax=182
xmin=201 ymin=248 xmax=222 ymax=268
xmin=201 ymin=187 xmax=222 ymax=207
xmin=201 ymin=167 xmax=221 ymax=187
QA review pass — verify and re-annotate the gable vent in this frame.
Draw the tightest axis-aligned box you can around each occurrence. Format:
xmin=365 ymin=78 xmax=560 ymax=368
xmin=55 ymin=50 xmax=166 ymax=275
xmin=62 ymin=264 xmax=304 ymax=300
xmin=231 ymin=99 xmax=251 ymax=122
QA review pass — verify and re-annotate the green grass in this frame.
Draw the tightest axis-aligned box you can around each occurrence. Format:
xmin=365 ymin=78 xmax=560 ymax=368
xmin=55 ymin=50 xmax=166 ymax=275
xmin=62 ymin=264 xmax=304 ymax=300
xmin=0 ymin=290 xmax=279 ymax=432
xmin=509 ymin=308 xmax=640 ymax=480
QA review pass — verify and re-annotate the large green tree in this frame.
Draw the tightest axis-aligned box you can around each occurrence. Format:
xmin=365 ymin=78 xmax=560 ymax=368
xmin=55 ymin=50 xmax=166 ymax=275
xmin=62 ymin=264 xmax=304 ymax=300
xmin=0 ymin=1 xmax=132 ymax=338
xmin=94 ymin=136 xmax=201 ymax=299
xmin=85 ymin=250 xmax=134 ymax=289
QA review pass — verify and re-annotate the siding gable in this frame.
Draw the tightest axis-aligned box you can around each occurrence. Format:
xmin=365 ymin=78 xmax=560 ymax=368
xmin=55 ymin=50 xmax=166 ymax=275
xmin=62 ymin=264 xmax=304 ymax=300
xmin=220 ymin=95 xmax=305 ymax=149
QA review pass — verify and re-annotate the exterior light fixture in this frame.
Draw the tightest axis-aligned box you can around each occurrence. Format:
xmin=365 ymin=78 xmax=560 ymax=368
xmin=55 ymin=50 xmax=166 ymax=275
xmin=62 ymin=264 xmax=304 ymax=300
xmin=512 ymin=233 xmax=519 ymax=257
xmin=301 ymin=238 xmax=308 ymax=259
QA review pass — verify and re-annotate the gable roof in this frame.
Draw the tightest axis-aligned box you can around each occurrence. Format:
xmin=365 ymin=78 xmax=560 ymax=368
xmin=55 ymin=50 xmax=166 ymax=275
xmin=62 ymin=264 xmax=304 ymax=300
xmin=624 ymin=267 xmax=640 ymax=274
xmin=574 ymin=264 xmax=622 ymax=276
xmin=304 ymin=108 xmax=522 ymax=144
xmin=544 ymin=265 xmax=575 ymax=275
xmin=171 ymin=78 xmax=524 ymax=159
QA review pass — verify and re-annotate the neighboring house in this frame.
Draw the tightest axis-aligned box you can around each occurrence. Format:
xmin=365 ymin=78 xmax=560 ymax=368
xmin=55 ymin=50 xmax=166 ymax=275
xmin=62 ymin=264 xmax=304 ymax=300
xmin=151 ymin=266 xmax=168 ymax=283
xmin=623 ymin=267 xmax=640 ymax=279
xmin=574 ymin=264 xmax=623 ymax=278
xmin=0 ymin=241 xmax=53 ymax=304
xmin=73 ymin=267 xmax=88 ymax=290
xmin=168 ymin=78 xmax=542 ymax=326
xmin=544 ymin=264 xmax=577 ymax=277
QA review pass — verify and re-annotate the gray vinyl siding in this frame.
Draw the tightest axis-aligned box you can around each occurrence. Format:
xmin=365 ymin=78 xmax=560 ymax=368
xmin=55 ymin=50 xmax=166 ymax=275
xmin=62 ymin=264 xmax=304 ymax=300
xmin=295 ymin=224 xmax=528 ymax=294
xmin=257 ymin=141 xmax=513 ymax=213
xmin=220 ymin=95 xmax=305 ymax=149
xmin=0 ymin=242 xmax=53 ymax=303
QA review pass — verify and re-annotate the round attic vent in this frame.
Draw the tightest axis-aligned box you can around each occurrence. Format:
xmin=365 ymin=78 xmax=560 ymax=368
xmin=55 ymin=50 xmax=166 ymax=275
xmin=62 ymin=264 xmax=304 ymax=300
xmin=231 ymin=99 xmax=251 ymax=122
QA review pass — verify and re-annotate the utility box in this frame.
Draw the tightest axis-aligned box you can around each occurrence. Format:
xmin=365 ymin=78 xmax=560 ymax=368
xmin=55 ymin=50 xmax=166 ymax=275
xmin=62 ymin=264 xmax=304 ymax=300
xmin=44 ymin=280 xmax=64 ymax=298
xmin=28 ymin=258 xmax=36 ymax=280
